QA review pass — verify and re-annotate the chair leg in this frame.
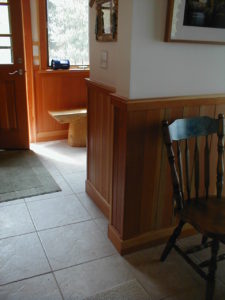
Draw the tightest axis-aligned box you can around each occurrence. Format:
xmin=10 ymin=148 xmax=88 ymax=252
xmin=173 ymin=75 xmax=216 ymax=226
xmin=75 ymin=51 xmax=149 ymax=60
xmin=160 ymin=220 xmax=185 ymax=262
xmin=202 ymin=235 xmax=208 ymax=245
xmin=206 ymin=239 xmax=219 ymax=300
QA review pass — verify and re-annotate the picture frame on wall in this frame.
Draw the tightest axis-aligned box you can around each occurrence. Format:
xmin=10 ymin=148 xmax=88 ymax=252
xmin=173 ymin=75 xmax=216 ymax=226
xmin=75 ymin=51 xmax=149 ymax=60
xmin=165 ymin=0 xmax=225 ymax=44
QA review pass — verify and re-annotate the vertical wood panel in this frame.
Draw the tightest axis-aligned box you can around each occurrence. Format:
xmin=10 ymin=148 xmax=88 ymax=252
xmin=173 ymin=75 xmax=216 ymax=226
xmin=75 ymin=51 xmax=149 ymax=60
xmin=112 ymin=106 xmax=127 ymax=235
xmin=140 ymin=109 xmax=165 ymax=232
xmin=34 ymin=70 xmax=89 ymax=141
xmin=199 ymin=105 xmax=216 ymax=197
xmin=0 ymin=81 xmax=17 ymax=129
xmin=110 ymin=95 xmax=225 ymax=252
xmin=87 ymin=83 xmax=225 ymax=253
xmin=86 ymin=80 xmax=115 ymax=218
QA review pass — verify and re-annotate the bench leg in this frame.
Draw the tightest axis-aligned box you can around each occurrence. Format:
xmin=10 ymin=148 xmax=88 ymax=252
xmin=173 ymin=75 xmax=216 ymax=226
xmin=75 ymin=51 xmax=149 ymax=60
xmin=68 ymin=117 xmax=87 ymax=147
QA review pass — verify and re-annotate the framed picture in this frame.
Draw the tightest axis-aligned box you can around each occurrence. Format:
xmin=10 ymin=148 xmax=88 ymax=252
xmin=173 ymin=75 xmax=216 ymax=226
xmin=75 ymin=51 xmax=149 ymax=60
xmin=165 ymin=0 xmax=225 ymax=44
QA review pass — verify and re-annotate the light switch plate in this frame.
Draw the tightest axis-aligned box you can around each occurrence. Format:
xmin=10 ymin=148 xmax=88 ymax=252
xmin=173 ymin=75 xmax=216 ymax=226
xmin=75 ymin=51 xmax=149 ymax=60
xmin=100 ymin=50 xmax=108 ymax=69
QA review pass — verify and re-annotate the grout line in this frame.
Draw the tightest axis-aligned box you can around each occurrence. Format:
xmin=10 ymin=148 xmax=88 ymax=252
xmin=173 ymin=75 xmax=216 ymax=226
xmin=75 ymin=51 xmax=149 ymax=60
xmin=35 ymin=218 xmax=95 ymax=233
xmin=52 ymin=253 xmax=118 ymax=274
xmin=0 ymin=215 xmax=107 ymax=242
xmin=24 ymin=190 xmax=74 ymax=203
xmin=0 ymin=271 xmax=53 ymax=287
xmin=24 ymin=200 xmax=65 ymax=300
xmin=0 ymin=230 xmax=36 ymax=242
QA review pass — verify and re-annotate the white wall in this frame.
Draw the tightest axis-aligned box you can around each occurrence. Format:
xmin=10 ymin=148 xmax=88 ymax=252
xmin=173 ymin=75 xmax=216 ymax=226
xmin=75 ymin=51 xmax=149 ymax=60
xmin=129 ymin=0 xmax=225 ymax=99
xmin=89 ymin=0 xmax=133 ymax=97
xmin=89 ymin=0 xmax=225 ymax=99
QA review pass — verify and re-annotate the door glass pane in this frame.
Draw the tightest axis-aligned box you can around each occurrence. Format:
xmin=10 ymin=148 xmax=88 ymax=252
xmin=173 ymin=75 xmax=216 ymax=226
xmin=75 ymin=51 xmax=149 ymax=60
xmin=0 ymin=36 xmax=11 ymax=47
xmin=0 ymin=5 xmax=10 ymax=34
xmin=0 ymin=49 xmax=12 ymax=64
xmin=0 ymin=1 xmax=8 ymax=3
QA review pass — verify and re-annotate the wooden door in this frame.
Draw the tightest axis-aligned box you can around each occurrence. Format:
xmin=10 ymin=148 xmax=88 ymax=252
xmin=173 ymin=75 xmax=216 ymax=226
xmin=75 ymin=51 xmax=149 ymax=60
xmin=0 ymin=0 xmax=29 ymax=149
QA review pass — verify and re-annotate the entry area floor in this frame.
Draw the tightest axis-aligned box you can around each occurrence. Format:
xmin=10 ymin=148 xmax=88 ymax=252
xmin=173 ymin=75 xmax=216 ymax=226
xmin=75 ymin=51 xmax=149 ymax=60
xmin=0 ymin=140 xmax=225 ymax=299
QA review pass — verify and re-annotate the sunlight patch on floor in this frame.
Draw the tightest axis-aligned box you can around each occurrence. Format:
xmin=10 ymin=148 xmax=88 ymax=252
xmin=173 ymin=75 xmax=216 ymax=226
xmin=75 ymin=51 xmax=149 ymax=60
xmin=30 ymin=141 xmax=85 ymax=167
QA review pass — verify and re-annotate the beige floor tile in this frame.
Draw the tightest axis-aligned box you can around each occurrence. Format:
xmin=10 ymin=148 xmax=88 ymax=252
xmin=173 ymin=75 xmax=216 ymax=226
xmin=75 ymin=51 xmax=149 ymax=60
xmin=77 ymin=193 xmax=104 ymax=218
xmin=0 ymin=233 xmax=51 ymax=285
xmin=163 ymin=280 xmax=225 ymax=300
xmin=54 ymin=254 xmax=135 ymax=300
xmin=27 ymin=194 xmax=91 ymax=230
xmin=39 ymin=220 xmax=116 ymax=270
xmin=0 ymin=274 xmax=62 ymax=300
xmin=0 ymin=203 xmax=35 ymax=239
xmin=125 ymin=244 xmax=203 ymax=300
xmin=64 ymin=172 xmax=86 ymax=194
xmin=0 ymin=199 xmax=25 ymax=208
xmin=93 ymin=216 xmax=108 ymax=237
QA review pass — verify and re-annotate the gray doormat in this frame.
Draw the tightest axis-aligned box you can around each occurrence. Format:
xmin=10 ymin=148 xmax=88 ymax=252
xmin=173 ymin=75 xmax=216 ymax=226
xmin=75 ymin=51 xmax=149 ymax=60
xmin=0 ymin=150 xmax=61 ymax=202
xmin=85 ymin=280 xmax=150 ymax=300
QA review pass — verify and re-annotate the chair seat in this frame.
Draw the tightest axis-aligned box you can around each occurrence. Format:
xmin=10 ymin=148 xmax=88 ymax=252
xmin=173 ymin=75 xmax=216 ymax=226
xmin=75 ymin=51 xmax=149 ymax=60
xmin=180 ymin=196 xmax=225 ymax=239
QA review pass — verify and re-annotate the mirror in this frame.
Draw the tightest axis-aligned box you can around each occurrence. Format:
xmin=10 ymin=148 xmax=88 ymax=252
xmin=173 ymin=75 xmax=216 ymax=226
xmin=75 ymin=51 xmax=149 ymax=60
xmin=95 ymin=0 xmax=118 ymax=42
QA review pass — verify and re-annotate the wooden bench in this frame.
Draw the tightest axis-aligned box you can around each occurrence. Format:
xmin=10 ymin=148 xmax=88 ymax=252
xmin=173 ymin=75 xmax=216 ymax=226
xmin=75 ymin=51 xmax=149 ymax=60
xmin=48 ymin=108 xmax=87 ymax=147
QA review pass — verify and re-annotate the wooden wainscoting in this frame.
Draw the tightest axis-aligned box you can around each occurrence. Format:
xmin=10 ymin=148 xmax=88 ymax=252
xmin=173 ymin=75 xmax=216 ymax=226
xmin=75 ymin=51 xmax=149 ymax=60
xmin=85 ymin=79 xmax=116 ymax=218
xmin=86 ymin=79 xmax=225 ymax=254
xmin=109 ymin=93 xmax=225 ymax=254
xmin=34 ymin=69 xmax=89 ymax=142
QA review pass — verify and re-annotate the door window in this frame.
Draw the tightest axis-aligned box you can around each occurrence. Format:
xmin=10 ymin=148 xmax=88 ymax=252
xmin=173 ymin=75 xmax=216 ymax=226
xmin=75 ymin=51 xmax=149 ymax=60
xmin=0 ymin=0 xmax=13 ymax=64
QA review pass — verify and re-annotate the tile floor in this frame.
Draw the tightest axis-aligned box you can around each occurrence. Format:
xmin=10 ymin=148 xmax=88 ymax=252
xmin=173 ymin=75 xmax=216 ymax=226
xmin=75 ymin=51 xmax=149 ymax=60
xmin=0 ymin=140 xmax=225 ymax=300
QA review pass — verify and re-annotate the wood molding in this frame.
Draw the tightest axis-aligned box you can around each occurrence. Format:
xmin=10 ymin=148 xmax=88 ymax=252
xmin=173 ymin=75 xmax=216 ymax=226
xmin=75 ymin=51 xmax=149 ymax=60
xmin=38 ymin=0 xmax=48 ymax=70
xmin=86 ymin=79 xmax=115 ymax=219
xmin=21 ymin=0 xmax=37 ymax=143
xmin=110 ymin=93 xmax=225 ymax=248
xmin=111 ymin=93 xmax=225 ymax=111
xmin=36 ymin=130 xmax=68 ymax=142
xmin=108 ymin=224 xmax=196 ymax=255
xmin=86 ymin=180 xmax=110 ymax=218
xmin=87 ymin=79 xmax=225 ymax=254
xmin=85 ymin=78 xmax=116 ymax=93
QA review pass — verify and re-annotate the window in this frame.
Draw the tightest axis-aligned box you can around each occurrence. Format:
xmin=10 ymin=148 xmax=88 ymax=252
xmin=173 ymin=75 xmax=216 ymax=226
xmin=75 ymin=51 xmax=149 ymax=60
xmin=0 ymin=0 xmax=13 ymax=64
xmin=46 ymin=0 xmax=89 ymax=67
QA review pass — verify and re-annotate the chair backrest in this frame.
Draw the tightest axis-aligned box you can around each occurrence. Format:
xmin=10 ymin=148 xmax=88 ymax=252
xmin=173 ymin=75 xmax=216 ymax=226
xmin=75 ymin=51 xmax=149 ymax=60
xmin=162 ymin=114 xmax=225 ymax=210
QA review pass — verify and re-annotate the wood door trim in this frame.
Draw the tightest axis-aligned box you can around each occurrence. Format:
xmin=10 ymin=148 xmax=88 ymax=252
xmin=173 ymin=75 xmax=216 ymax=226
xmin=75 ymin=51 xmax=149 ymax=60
xmin=21 ymin=0 xmax=36 ymax=143
xmin=38 ymin=0 xmax=48 ymax=70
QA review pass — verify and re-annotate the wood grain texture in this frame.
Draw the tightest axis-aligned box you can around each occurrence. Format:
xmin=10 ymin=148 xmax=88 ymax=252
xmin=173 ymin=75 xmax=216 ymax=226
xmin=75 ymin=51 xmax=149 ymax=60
xmin=34 ymin=70 xmax=89 ymax=142
xmin=0 ymin=0 xmax=29 ymax=149
xmin=38 ymin=0 xmax=48 ymax=70
xmin=87 ymin=80 xmax=225 ymax=253
xmin=21 ymin=0 xmax=36 ymax=143
xmin=111 ymin=93 xmax=225 ymax=249
xmin=86 ymin=79 xmax=115 ymax=215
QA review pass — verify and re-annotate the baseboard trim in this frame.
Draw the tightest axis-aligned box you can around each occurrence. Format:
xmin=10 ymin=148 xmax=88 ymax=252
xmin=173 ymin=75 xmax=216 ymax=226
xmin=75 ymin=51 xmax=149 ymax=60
xmin=36 ymin=130 xmax=68 ymax=142
xmin=85 ymin=179 xmax=110 ymax=219
xmin=108 ymin=224 xmax=196 ymax=255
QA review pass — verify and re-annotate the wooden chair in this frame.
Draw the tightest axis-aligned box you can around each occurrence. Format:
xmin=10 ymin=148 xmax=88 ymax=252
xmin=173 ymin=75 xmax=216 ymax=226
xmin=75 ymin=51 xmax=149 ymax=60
xmin=161 ymin=114 xmax=225 ymax=300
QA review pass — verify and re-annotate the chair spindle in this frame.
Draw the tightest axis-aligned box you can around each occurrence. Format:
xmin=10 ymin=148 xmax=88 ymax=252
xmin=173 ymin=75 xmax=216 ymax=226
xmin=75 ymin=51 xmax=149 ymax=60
xmin=205 ymin=135 xmax=210 ymax=199
xmin=217 ymin=114 xmax=225 ymax=199
xmin=162 ymin=121 xmax=183 ymax=210
xmin=185 ymin=139 xmax=191 ymax=201
xmin=177 ymin=141 xmax=184 ymax=198
xmin=195 ymin=137 xmax=200 ymax=199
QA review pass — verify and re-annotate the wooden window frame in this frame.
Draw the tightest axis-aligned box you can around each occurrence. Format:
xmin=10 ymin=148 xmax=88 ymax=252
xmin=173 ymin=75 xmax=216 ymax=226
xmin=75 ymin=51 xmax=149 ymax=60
xmin=38 ymin=0 xmax=90 ymax=71
xmin=38 ymin=0 xmax=48 ymax=70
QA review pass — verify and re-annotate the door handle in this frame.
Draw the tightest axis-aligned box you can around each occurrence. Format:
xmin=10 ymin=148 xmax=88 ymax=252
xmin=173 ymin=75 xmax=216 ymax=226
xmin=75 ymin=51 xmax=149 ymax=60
xmin=8 ymin=69 xmax=23 ymax=76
